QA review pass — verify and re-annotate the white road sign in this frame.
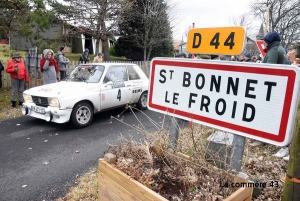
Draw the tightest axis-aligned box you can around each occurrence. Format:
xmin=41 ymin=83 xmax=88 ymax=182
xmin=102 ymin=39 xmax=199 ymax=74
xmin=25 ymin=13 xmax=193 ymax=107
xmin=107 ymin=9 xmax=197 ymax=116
xmin=148 ymin=58 xmax=300 ymax=146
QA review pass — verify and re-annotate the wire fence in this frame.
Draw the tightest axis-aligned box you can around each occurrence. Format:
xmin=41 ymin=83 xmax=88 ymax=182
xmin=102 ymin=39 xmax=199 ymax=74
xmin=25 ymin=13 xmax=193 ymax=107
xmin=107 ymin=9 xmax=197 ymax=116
xmin=0 ymin=60 xmax=150 ymax=90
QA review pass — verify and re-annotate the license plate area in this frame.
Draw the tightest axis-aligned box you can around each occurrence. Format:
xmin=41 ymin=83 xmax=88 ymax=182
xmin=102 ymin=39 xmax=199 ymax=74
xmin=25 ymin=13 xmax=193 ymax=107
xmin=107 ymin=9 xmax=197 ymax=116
xmin=33 ymin=106 xmax=45 ymax=114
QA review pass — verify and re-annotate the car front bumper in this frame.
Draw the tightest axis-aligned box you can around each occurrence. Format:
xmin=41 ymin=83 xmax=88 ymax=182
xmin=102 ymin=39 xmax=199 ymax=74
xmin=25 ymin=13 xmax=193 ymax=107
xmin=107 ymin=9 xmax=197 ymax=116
xmin=22 ymin=102 xmax=72 ymax=123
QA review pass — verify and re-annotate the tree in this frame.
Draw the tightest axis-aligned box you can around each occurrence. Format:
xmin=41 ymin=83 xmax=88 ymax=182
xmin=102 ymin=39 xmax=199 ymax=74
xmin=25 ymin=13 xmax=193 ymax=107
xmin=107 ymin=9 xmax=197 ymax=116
xmin=250 ymin=0 xmax=300 ymax=48
xmin=49 ymin=0 xmax=131 ymax=61
xmin=0 ymin=0 xmax=55 ymax=49
xmin=117 ymin=0 xmax=174 ymax=61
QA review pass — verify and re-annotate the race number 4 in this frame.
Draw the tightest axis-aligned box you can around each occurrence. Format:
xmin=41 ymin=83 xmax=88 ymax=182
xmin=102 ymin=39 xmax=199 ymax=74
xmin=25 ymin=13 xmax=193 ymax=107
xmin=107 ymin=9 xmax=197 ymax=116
xmin=187 ymin=26 xmax=245 ymax=55
xmin=117 ymin=89 xmax=121 ymax=101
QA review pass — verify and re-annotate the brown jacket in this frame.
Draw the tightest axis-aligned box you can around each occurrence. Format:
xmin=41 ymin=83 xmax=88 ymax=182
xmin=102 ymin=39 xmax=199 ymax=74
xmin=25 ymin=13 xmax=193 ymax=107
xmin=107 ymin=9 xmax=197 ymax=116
xmin=93 ymin=56 xmax=103 ymax=63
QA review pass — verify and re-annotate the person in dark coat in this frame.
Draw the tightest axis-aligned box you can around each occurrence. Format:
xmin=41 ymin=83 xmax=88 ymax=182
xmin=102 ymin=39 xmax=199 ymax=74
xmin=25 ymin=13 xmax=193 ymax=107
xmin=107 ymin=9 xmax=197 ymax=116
xmin=262 ymin=31 xmax=286 ymax=64
xmin=79 ymin=48 xmax=90 ymax=64
xmin=0 ymin=61 xmax=4 ymax=88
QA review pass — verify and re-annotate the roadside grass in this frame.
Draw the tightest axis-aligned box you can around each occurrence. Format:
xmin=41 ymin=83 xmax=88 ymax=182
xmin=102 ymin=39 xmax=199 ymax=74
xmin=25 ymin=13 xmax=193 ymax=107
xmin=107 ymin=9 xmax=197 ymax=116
xmin=0 ymin=89 xmax=23 ymax=120
xmin=57 ymin=168 xmax=98 ymax=201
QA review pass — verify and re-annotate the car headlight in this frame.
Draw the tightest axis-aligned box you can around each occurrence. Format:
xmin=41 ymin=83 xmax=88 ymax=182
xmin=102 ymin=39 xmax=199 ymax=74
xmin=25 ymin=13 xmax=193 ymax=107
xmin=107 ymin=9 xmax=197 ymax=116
xmin=48 ymin=97 xmax=60 ymax=107
xmin=23 ymin=94 xmax=33 ymax=103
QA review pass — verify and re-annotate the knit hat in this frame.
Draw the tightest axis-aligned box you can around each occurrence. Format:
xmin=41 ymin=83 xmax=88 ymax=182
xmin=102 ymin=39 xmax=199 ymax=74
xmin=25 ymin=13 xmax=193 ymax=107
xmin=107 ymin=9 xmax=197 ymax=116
xmin=12 ymin=52 xmax=22 ymax=58
xmin=97 ymin=52 xmax=102 ymax=56
xmin=84 ymin=48 xmax=89 ymax=53
xmin=263 ymin=31 xmax=281 ymax=44
xmin=244 ymin=52 xmax=251 ymax=58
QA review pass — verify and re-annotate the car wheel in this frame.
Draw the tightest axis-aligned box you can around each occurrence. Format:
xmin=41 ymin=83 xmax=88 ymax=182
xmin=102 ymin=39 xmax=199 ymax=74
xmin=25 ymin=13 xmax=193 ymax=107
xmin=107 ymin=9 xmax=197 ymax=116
xmin=70 ymin=102 xmax=93 ymax=128
xmin=136 ymin=92 xmax=148 ymax=110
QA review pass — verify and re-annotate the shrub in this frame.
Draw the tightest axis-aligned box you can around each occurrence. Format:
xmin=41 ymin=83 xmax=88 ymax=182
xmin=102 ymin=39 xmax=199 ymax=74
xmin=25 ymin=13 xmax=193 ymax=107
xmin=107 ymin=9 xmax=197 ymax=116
xmin=108 ymin=46 xmax=116 ymax=56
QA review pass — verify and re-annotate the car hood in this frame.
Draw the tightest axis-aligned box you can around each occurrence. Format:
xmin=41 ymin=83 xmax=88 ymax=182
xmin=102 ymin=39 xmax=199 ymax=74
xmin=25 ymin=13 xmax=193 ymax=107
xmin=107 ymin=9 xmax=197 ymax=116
xmin=23 ymin=81 xmax=96 ymax=97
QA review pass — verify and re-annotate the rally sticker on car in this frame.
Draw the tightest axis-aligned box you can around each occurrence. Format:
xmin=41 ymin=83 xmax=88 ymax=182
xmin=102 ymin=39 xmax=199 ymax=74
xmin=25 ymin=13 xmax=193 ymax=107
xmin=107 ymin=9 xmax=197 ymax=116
xmin=132 ymin=88 xmax=142 ymax=93
xmin=38 ymin=88 xmax=52 ymax=92
xmin=133 ymin=80 xmax=143 ymax=86
xmin=112 ymin=82 xmax=125 ymax=88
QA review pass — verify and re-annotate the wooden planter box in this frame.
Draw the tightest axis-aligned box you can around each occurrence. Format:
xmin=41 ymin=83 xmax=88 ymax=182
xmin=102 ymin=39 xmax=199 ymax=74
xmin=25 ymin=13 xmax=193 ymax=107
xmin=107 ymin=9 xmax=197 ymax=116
xmin=98 ymin=158 xmax=253 ymax=201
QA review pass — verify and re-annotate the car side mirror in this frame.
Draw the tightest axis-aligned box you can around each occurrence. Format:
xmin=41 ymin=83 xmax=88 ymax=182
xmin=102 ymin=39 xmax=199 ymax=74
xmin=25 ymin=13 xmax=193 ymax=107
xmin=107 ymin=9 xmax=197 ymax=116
xmin=104 ymin=81 xmax=113 ymax=87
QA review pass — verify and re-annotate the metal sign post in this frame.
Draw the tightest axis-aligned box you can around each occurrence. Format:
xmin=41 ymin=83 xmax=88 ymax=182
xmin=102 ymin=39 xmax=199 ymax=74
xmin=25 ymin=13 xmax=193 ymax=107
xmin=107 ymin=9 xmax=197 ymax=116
xmin=29 ymin=47 xmax=37 ymax=87
xmin=231 ymin=134 xmax=246 ymax=172
xmin=168 ymin=117 xmax=179 ymax=148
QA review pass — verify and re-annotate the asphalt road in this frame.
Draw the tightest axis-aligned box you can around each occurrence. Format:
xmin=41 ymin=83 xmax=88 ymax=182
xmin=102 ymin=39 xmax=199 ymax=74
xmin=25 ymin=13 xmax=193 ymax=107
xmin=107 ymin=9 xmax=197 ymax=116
xmin=0 ymin=108 xmax=165 ymax=201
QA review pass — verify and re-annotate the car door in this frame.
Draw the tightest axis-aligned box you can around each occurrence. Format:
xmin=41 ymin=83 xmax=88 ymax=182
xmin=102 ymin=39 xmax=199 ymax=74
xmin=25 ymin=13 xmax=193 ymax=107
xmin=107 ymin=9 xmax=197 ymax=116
xmin=127 ymin=65 xmax=144 ymax=103
xmin=100 ymin=66 xmax=132 ymax=110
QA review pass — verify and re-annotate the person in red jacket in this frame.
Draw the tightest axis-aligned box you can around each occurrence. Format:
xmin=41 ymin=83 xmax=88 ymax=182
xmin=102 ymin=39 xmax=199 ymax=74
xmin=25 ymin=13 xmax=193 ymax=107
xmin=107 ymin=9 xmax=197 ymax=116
xmin=6 ymin=52 xmax=29 ymax=108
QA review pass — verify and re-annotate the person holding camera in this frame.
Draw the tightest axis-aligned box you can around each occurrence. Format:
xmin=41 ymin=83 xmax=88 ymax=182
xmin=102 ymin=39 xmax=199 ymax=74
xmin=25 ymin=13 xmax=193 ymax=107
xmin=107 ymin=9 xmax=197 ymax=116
xmin=57 ymin=46 xmax=70 ymax=80
xmin=6 ymin=52 xmax=29 ymax=108
xmin=40 ymin=49 xmax=59 ymax=85
xmin=93 ymin=52 xmax=103 ymax=63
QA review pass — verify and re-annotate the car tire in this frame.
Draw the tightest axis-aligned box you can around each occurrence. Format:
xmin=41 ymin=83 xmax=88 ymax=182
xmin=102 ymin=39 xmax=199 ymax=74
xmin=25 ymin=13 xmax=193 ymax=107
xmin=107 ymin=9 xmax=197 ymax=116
xmin=70 ymin=102 xmax=94 ymax=128
xmin=136 ymin=92 xmax=148 ymax=110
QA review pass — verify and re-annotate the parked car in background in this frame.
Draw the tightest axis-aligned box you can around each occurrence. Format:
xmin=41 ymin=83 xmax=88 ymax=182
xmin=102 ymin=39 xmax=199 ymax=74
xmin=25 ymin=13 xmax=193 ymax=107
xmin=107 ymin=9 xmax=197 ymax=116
xmin=22 ymin=63 xmax=149 ymax=128
xmin=175 ymin=52 xmax=187 ymax=58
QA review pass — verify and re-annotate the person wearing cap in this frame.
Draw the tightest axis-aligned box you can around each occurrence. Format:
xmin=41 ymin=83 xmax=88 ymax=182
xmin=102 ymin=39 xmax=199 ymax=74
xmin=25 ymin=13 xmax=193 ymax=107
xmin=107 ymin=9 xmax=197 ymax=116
xmin=40 ymin=49 xmax=59 ymax=85
xmin=79 ymin=48 xmax=90 ymax=64
xmin=93 ymin=52 xmax=103 ymax=63
xmin=57 ymin=46 xmax=70 ymax=80
xmin=243 ymin=52 xmax=252 ymax=62
xmin=6 ymin=52 xmax=29 ymax=108
xmin=262 ymin=31 xmax=286 ymax=64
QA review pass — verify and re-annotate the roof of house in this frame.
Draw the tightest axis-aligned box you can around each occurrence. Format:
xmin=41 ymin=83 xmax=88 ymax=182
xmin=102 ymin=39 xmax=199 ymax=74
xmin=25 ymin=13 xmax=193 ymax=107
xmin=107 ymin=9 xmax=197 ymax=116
xmin=173 ymin=41 xmax=186 ymax=49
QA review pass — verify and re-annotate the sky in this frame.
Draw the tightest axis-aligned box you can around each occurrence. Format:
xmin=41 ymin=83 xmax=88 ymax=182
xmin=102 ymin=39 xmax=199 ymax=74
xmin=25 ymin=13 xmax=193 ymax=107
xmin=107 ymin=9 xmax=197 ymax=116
xmin=169 ymin=0 xmax=262 ymax=42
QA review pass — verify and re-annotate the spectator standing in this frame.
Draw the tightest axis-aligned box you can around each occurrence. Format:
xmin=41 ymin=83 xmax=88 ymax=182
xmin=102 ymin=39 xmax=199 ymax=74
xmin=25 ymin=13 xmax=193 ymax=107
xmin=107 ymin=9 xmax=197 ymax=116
xmin=262 ymin=31 xmax=286 ymax=64
xmin=40 ymin=49 xmax=59 ymax=85
xmin=93 ymin=52 xmax=103 ymax=63
xmin=257 ymin=31 xmax=290 ymax=158
xmin=238 ymin=55 xmax=244 ymax=62
xmin=256 ymin=54 xmax=263 ymax=63
xmin=79 ymin=48 xmax=90 ymax=64
xmin=243 ymin=53 xmax=252 ymax=62
xmin=0 ymin=61 xmax=4 ymax=88
xmin=292 ymin=58 xmax=300 ymax=68
xmin=287 ymin=49 xmax=296 ymax=65
xmin=5 ymin=52 xmax=29 ymax=108
xmin=252 ymin=56 xmax=258 ymax=63
xmin=57 ymin=46 xmax=70 ymax=80
xmin=277 ymin=59 xmax=300 ymax=162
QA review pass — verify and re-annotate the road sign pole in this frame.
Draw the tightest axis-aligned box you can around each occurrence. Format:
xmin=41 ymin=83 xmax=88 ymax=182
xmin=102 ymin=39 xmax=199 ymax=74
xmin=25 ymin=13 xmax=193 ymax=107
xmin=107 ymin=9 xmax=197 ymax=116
xmin=168 ymin=117 xmax=179 ymax=148
xmin=230 ymin=134 xmax=246 ymax=172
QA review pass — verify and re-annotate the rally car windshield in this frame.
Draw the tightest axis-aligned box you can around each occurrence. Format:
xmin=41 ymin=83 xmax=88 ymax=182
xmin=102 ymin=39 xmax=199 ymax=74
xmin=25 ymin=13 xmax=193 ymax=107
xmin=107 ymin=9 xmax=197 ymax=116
xmin=66 ymin=65 xmax=105 ymax=83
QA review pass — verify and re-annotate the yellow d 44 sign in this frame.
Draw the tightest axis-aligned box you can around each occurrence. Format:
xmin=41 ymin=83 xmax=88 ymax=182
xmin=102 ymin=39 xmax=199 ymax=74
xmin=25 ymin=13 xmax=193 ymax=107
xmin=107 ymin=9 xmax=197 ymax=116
xmin=186 ymin=26 xmax=246 ymax=55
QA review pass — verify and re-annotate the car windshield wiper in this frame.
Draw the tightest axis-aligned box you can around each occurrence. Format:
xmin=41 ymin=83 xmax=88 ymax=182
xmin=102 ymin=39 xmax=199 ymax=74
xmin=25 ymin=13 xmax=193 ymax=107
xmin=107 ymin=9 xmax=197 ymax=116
xmin=78 ymin=78 xmax=86 ymax=82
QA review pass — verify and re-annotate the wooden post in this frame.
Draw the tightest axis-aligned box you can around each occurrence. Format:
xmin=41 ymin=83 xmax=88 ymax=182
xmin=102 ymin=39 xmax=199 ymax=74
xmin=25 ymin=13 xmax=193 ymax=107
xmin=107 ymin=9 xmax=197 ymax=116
xmin=282 ymin=103 xmax=300 ymax=200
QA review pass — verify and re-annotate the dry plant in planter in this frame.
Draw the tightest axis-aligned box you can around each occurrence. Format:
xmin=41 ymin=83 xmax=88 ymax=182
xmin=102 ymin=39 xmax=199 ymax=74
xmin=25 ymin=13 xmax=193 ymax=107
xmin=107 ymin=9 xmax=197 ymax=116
xmin=103 ymin=106 xmax=244 ymax=201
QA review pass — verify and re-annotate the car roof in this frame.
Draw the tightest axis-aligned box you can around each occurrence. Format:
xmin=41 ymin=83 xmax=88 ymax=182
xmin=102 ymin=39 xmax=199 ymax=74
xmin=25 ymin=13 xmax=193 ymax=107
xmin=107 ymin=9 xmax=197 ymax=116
xmin=80 ymin=63 xmax=137 ymax=66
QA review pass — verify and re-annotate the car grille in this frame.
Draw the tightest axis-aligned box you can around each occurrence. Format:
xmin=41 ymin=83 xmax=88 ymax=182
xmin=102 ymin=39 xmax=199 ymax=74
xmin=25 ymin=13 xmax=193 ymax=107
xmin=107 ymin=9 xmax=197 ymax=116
xmin=32 ymin=96 xmax=48 ymax=107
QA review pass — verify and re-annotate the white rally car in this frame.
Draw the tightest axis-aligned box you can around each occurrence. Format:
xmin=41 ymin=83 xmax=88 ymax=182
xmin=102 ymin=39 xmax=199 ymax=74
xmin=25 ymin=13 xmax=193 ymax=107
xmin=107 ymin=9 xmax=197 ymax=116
xmin=22 ymin=63 xmax=149 ymax=128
